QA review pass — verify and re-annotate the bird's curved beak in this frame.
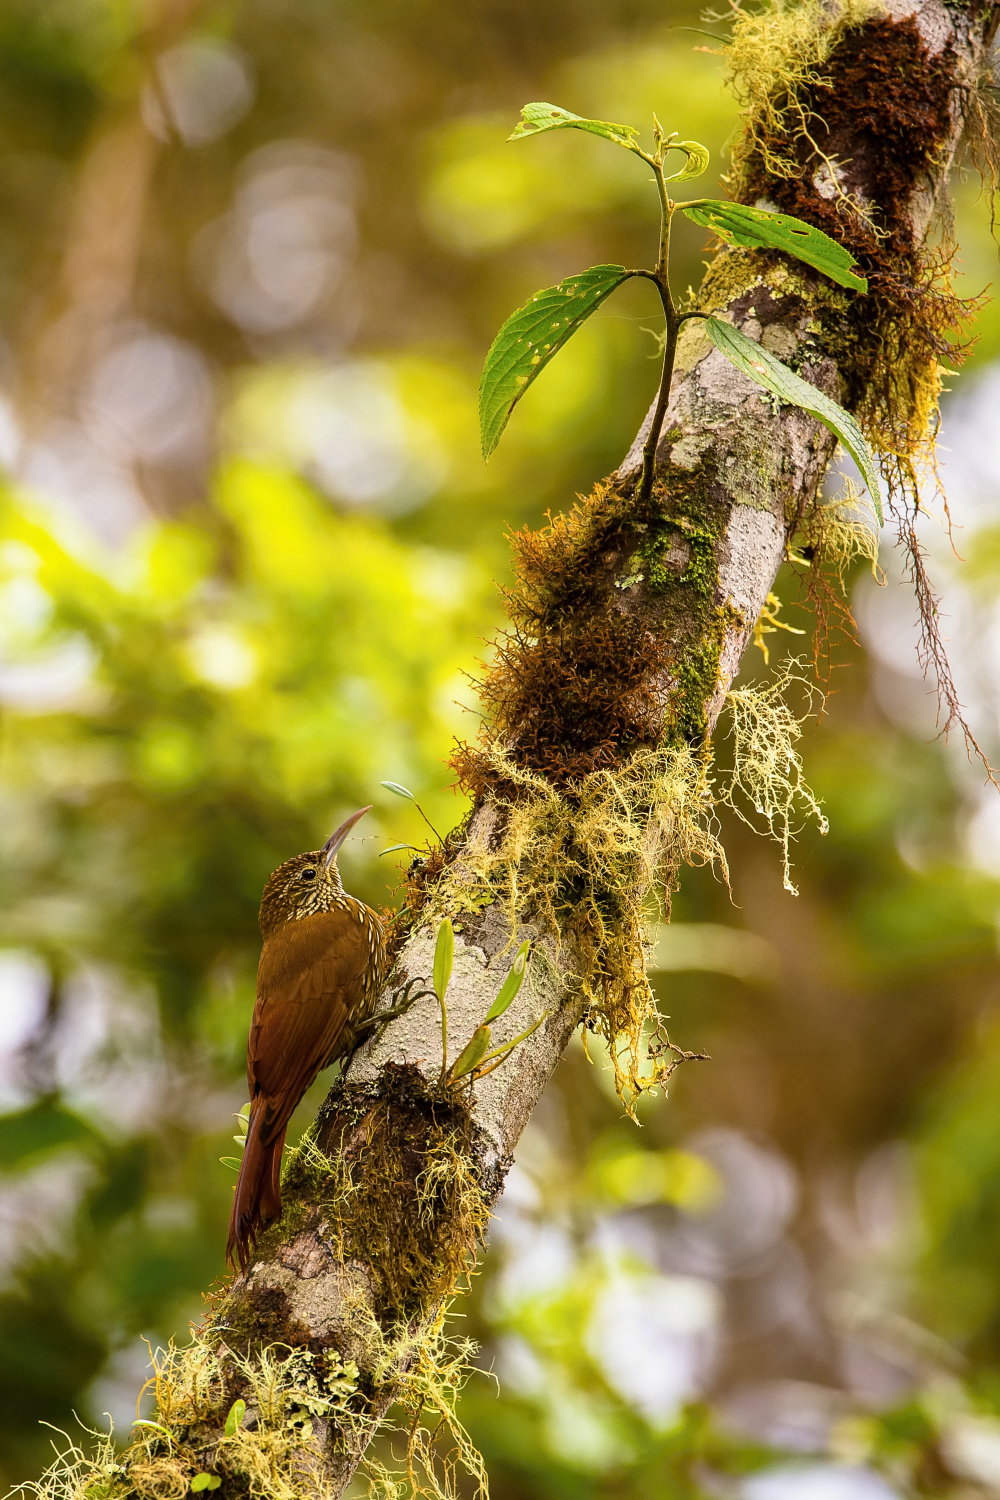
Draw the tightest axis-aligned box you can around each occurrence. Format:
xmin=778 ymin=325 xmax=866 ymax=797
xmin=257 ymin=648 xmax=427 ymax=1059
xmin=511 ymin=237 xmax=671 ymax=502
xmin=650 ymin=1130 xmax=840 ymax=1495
xmin=322 ymin=805 xmax=373 ymax=868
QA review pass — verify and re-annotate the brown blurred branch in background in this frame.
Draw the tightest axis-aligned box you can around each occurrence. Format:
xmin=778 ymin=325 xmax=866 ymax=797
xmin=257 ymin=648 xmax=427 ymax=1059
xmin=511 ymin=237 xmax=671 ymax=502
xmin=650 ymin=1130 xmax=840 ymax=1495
xmin=20 ymin=0 xmax=206 ymax=438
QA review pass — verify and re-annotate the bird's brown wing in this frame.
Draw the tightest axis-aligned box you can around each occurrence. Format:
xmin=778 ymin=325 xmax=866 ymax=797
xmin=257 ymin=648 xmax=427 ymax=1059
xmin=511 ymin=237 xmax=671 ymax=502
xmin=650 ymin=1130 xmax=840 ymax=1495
xmin=249 ymin=910 xmax=370 ymax=1138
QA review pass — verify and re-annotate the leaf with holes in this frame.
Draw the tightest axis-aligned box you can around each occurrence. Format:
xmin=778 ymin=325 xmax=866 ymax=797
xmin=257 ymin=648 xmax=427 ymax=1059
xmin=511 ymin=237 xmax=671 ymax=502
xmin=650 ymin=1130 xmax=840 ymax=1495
xmin=680 ymin=200 xmax=867 ymax=292
xmin=480 ymin=264 xmax=630 ymax=460
xmin=508 ymin=101 xmax=641 ymax=152
xmin=705 ymin=317 xmax=882 ymax=523
xmin=665 ymin=140 xmax=710 ymax=183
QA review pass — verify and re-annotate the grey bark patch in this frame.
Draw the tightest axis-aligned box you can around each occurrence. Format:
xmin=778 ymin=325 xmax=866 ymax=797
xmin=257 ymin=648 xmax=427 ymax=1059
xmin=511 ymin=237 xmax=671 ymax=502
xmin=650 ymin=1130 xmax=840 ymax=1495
xmin=718 ymin=505 xmax=787 ymax=623
xmin=761 ymin=323 xmax=798 ymax=360
xmin=279 ymin=1230 xmax=331 ymax=1280
xmin=669 ymin=432 xmax=713 ymax=470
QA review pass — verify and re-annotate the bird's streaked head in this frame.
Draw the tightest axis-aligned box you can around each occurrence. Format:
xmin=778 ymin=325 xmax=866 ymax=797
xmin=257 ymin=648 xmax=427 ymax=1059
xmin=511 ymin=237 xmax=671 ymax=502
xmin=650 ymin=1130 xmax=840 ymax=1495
xmin=258 ymin=806 xmax=372 ymax=937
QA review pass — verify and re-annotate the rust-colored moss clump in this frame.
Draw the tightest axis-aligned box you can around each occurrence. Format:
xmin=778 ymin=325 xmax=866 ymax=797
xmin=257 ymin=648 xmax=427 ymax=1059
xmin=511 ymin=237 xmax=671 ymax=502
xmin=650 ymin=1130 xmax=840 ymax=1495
xmin=206 ymin=1066 xmax=494 ymax=1497
xmin=440 ymin=463 xmax=738 ymax=1112
xmin=228 ymin=1066 xmax=493 ymax=1330
xmin=313 ymin=1067 xmax=492 ymax=1315
xmin=480 ymin=610 xmax=673 ymax=783
xmin=705 ymin=0 xmax=990 ymax=742
xmin=736 ymin=14 xmax=966 ymax=453
xmin=453 ymin=469 xmax=731 ymax=797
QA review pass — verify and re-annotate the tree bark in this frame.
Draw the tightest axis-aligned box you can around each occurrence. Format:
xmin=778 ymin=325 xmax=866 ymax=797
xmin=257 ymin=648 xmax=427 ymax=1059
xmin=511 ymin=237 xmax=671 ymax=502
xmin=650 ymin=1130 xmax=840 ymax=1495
xmin=202 ymin=0 xmax=999 ymax=1491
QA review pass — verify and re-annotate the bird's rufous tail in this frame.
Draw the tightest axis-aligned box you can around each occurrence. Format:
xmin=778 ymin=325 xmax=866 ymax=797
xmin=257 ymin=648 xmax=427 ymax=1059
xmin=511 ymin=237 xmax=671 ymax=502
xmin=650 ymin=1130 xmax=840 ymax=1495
xmin=226 ymin=1098 xmax=288 ymax=1272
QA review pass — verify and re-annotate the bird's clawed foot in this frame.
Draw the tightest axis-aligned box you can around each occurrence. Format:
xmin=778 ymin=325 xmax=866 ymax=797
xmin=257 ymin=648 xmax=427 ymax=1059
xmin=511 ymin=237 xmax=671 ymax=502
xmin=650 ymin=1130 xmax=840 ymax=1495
xmin=359 ymin=975 xmax=436 ymax=1051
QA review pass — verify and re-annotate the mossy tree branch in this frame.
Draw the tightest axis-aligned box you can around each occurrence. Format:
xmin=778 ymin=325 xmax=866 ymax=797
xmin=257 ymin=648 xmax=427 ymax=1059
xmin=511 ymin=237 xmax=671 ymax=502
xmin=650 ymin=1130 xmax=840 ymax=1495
xmin=125 ymin=1 xmax=1000 ymax=1494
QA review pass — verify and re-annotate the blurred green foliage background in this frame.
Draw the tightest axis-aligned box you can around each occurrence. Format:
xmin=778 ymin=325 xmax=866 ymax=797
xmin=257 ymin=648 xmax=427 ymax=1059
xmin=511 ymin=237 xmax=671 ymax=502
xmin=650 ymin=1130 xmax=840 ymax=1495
xmin=4 ymin=3 xmax=1000 ymax=1498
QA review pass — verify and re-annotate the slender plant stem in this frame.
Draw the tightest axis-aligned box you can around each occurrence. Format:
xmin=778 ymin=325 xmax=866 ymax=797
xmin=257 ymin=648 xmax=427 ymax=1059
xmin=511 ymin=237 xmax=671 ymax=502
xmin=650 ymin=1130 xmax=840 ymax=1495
xmin=470 ymin=1013 xmax=548 ymax=1080
xmin=639 ymin=160 xmax=680 ymax=503
xmin=639 ymin=291 xmax=679 ymax=503
xmin=652 ymin=157 xmax=671 ymax=284
xmin=413 ymin=798 xmax=444 ymax=844
xmin=437 ymin=992 xmax=449 ymax=1084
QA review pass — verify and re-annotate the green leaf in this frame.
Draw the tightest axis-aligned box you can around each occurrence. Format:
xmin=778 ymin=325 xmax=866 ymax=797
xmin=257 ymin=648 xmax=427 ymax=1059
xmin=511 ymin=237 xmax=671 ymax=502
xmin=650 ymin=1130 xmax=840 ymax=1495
xmin=381 ymin=780 xmax=414 ymax=800
xmin=679 ymin=200 xmax=867 ymax=292
xmin=705 ymin=317 xmax=882 ymax=524
xmin=190 ymin=1476 xmax=220 ymax=1492
xmin=220 ymin=1156 xmax=241 ymax=1171
xmin=485 ymin=940 xmax=530 ymax=1023
xmin=224 ymin=1399 xmax=246 ymax=1438
xmin=480 ymin=264 xmax=629 ymax=460
xmin=450 ymin=1024 xmax=492 ymax=1080
xmin=665 ymin=140 xmax=710 ymax=184
xmin=132 ymin=1420 xmax=173 ymax=1444
xmin=433 ymin=919 xmax=454 ymax=1003
xmin=0 ymin=1099 xmax=99 ymax=1172
xmin=378 ymin=842 xmax=419 ymax=857
xmin=473 ymin=1013 xmax=548 ymax=1076
xmin=508 ymin=101 xmax=640 ymax=153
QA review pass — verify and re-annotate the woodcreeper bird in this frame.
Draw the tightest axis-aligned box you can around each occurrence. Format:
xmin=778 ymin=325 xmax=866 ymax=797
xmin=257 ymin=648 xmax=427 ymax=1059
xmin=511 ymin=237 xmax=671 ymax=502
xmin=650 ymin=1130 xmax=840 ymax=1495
xmin=227 ymin=806 xmax=390 ymax=1271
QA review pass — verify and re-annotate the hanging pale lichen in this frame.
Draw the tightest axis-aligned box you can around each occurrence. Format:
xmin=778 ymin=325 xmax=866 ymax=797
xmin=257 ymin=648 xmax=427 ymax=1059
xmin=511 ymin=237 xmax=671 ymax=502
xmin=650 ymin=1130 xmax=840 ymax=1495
xmin=794 ymin=484 xmax=880 ymax=596
xmin=787 ymin=481 xmax=881 ymax=679
xmin=18 ymin=1336 xmax=363 ymax=1500
xmin=719 ymin=0 xmax=990 ymax=757
xmin=751 ymin=591 xmax=806 ymax=665
xmin=441 ymin=741 xmax=724 ymax=1111
xmin=725 ymin=0 xmax=886 ymax=191
xmin=722 ymin=661 xmax=829 ymax=895
xmin=441 ymin=665 xmax=830 ymax=1107
xmin=19 ymin=1294 xmax=488 ymax=1500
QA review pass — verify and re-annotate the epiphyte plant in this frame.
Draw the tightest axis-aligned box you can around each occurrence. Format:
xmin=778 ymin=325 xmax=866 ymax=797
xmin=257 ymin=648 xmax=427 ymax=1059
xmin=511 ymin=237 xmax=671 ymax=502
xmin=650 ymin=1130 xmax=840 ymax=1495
xmin=432 ymin=918 xmax=544 ymax=1088
xmin=479 ymin=102 xmax=882 ymax=522
xmin=379 ymin=777 xmax=445 ymax=858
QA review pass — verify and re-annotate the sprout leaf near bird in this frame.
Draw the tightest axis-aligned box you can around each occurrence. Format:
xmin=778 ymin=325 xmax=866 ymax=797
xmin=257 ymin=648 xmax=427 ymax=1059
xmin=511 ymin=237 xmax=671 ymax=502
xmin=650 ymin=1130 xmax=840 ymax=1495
xmin=378 ymin=778 xmax=444 ymax=855
xmin=432 ymin=920 xmax=542 ymax=1088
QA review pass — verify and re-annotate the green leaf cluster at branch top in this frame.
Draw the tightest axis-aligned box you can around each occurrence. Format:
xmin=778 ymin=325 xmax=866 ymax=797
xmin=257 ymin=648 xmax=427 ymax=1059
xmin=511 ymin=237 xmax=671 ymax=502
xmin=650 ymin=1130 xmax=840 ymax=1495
xmin=479 ymin=100 xmax=879 ymax=519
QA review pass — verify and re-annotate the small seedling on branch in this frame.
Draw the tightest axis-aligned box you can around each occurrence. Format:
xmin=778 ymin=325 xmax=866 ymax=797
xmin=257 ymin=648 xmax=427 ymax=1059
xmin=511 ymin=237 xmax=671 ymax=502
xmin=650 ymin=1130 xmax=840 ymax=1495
xmin=479 ymin=101 xmax=881 ymax=521
xmin=131 ymin=1420 xmax=173 ymax=1446
xmin=432 ymin=923 xmax=544 ymax=1088
xmin=224 ymin=1399 xmax=246 ymax=1437
xmin=220 ymin=1102 xmax=250 ymax=1173
xmin=379 ymin=778 xmax=445 ymax=856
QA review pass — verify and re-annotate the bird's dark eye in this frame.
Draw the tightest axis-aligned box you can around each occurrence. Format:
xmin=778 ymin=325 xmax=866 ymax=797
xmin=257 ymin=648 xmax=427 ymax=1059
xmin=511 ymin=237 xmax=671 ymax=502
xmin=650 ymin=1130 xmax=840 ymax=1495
xmin=301 ymin=868 xmax=317 ymax=880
